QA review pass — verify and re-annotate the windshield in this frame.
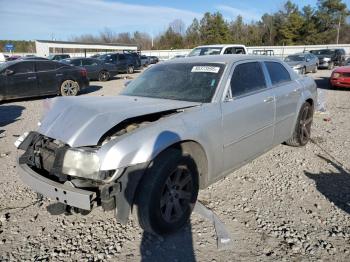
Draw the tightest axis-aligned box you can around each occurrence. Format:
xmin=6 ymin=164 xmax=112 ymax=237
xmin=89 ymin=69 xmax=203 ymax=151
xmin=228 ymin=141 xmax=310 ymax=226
xmin=285 ymin=55 xmax=305 ymax=62
xmin=188 ymin=47 xmax=223 ymax=57
xmin=121 ymin=63 xmax=225 ymax=103
xmin=310 ymin=49 xmax=334 ymax=55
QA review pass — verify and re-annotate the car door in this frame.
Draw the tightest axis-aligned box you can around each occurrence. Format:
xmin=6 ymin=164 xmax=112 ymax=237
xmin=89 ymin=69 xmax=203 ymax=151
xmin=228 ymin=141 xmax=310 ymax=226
xmin=82 ymin=58 xmax=99 ymax=79
xmin=116 ymin=54 xmax=128 ymax=72
xmin=221 ymin=61 xmax=275 ymax=171
xmin=305 ymin=54 xmax=313 ymax=72
xmin=264 ymin=61 xmax=300 ymax=144
xmin=5 ymin=61 xmax=38 ymax=99
xmin=35 ymin=61 xmax=60 ymax=95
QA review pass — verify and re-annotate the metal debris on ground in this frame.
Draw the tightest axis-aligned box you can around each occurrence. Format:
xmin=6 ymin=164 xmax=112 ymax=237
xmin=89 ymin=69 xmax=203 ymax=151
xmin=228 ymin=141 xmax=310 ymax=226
xmin=194 ymin=201 xmax=233 ymax=250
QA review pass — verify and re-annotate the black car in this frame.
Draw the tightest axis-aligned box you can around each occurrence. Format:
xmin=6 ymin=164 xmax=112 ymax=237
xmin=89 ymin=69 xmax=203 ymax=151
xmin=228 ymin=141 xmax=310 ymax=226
xmin=47 ymin=54 xmax=70 ymax=61
xmin=310 ymin=49 xmax=346 ymax=69
xmin=148 ymin=56 xmax=159 ymax=64
xmin=61 ymin=57 xmax=118 ymax=81
xmin=0 ymin=60 xmax=89 ymax=102
xmin=98 ymin=53 xmax=141 ymax=74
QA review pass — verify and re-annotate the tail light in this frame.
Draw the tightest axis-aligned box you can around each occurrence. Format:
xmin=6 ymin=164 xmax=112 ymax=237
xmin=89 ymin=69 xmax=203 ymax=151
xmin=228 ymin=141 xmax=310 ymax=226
xmin=80 ymin=68 xmax=87 ymax=77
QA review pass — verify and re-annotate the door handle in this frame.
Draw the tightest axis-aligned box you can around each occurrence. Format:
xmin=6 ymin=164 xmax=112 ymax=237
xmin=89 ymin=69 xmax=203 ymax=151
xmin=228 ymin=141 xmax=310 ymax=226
xmin=264 ymin=96 xmax=274 ymax=103
xmin=56 ymin=73 xmax=63 ymax=77
xmin=292 ymin=88 xmax=301 ymax=93
xmin=27 ymin=76 xmax=36 ymax=80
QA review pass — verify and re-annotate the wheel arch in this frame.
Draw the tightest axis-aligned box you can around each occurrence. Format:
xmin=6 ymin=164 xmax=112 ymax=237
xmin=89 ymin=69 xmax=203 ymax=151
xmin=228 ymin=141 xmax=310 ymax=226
xmin=160 ymin=140 xmax=209 ymax=189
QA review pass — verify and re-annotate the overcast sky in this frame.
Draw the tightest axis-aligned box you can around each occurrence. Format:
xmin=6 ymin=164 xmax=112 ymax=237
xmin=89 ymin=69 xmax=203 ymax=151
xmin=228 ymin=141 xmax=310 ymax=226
xmin=0 ymin=0 xmax=318 ymax=40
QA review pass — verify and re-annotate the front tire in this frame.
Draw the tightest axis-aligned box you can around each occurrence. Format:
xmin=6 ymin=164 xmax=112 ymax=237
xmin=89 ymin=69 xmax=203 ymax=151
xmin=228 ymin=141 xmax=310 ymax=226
xmin=60 ymin=80 xmax=79 ymax=96
xmin=312 ymin=65 xmax=318 ymax=73
xmin=135 ymin=149 xmax=199 ymax=235
xmin=285 ymin=102 xmax=313 ymax=147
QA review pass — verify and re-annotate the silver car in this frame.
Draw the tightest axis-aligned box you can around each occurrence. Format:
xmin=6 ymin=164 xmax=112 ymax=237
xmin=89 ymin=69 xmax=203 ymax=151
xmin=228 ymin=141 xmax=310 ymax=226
xmin=285 ymin=53 xmax=319 ymax=74
xmin=16 ymin=55 xmax=317 ymax=235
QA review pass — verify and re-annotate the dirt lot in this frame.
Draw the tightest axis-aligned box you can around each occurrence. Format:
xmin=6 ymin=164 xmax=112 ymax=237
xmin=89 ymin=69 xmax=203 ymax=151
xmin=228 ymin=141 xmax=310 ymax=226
xmin=0 ymin=69 xmax=349 ymax=261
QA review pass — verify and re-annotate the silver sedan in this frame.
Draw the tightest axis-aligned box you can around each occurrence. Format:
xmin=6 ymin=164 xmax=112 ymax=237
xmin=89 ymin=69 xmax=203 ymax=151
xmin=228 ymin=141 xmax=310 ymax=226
xmin=16 ymin=55 xmax=317 ymax=235
xmin=285 ymin=53 xmax=319 ymax=74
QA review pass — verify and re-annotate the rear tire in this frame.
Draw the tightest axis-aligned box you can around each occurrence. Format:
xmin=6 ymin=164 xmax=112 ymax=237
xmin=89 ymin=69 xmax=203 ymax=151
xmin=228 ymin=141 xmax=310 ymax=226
xmin=135 ymin=149 xmax=199 ymax=235
xmin=285 ymin=102 xmax=313 ymax=147
xmin=60 ymin=80 xmax=79 ymax=96
xmin=98 ymin=70 xmax=110 ymax=81
xmin=127 ymin=66 xmax=134 ymax=74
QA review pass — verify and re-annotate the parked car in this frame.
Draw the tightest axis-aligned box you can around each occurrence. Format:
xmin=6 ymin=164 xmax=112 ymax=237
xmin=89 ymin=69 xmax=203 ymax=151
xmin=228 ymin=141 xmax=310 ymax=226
xmin=346 ymin=58 xmax=350 ymax=66
xmin=330 ymin=66 xmax=350 ymax=88
xmin=98 ymin=53 xmax=141 ymax=74
xmin=6 ymin=55 xmax=21 ymax=61
xmin=140 ymin=55 xmax=150 ymax=67
xmin=284 ymin=53 xmax=319 ymax=74
xmin=48 ymin=54 xmax=71 ymax=61
xmin=148 ymin=56 xmax=159 ymax=64
xmin=61 ymin=57 xmax=118 ymax=81
xmin=310 ymin=49 xmax=346 ymax=69
xmin=187 ymin=44 xmax=247 ymax=57
xmin=16 ymin=55 xmax=316 ymax=235
xmin=0 ymin=59 xmax=89 ymax=101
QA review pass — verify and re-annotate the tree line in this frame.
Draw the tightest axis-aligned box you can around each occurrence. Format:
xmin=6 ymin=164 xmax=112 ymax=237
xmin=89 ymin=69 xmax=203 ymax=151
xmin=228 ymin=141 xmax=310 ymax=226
xmin=1 ymin=0 xmax=349 ymax=53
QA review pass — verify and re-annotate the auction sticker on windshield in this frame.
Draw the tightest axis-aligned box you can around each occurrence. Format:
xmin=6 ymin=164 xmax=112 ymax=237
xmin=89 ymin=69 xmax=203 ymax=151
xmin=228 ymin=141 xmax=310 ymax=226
xmin=191 ymin=66 xmax=220 ymax=73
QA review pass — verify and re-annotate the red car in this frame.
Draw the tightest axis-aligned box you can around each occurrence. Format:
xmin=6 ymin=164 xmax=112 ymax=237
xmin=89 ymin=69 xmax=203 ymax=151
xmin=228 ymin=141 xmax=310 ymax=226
xmin=330 ymin=66 xmax=350 ymax=88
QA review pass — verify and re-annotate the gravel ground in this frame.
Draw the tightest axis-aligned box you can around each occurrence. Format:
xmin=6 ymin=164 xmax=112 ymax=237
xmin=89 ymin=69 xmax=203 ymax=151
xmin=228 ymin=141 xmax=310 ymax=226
xmin=0 ymin=69 xmax=349 ymax=261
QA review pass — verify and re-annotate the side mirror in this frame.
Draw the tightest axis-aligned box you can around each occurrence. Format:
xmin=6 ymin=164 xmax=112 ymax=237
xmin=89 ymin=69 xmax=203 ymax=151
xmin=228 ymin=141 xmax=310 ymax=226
xmin=4 ymin=69 xmax=14 ymax=76
xmin=124 ymin=80 xmax=132 ymax=87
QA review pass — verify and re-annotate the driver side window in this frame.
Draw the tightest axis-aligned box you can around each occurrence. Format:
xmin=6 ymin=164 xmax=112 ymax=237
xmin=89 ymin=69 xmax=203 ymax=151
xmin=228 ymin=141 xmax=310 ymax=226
xmin=9 ymin=62 xmax=35 ymax=74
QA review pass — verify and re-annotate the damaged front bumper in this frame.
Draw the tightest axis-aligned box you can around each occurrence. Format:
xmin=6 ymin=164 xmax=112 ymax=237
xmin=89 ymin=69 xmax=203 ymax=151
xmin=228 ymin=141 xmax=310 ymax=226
xmin=16 ymin=131 xmax=147 ymax=223
xmin=17 ymin=161 xmax=95 ymax=210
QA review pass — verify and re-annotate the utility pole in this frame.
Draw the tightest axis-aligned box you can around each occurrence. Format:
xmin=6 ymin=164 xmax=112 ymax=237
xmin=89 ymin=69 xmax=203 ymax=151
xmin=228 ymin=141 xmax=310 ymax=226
xmin=336 ymin=13 xmax=342 ymax=45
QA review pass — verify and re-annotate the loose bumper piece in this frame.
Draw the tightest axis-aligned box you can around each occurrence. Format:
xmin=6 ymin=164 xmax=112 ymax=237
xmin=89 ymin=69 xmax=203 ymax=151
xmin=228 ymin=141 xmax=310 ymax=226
xmin=17 ymin=161 xmax=95 ymax=210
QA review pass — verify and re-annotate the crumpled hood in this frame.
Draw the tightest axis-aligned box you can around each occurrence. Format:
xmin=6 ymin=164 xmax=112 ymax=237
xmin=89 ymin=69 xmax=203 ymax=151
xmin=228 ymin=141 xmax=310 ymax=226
xmin=38 ymin=96 xmax=200 ymax=147
xmin=286 ymin=61 xmax=303 ymax=67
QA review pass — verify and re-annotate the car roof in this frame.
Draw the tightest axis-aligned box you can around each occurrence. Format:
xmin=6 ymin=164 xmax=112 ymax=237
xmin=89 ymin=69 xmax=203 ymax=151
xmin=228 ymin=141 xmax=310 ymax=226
xmin=163 ymin=54 xmax=282 ymax=65
xmin=288 ymin=53 xmax=307 ymax=56
xmin=195 ymin=44 xmax=246 ymax=48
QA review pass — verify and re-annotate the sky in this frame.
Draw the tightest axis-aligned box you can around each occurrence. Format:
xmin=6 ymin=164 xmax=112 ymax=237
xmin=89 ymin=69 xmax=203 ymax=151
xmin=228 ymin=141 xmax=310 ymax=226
xmin=0 ymin=0 xmax=318 ymax=41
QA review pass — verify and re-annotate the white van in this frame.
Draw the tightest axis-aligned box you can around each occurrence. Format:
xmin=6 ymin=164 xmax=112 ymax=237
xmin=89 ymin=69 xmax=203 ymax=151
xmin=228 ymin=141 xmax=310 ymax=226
xmin=0 ymin=53 xmax=6 ymax=63
xmin=187 ymin=44 xmax=247 ymax=57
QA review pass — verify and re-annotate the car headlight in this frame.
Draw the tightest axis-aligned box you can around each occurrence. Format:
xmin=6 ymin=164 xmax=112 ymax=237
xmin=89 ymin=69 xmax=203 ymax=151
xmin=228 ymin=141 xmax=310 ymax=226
xmin=62 ymin=148 xmax=101 ymax=180
xmin=333 ymin=73 xmax=341 ymax=78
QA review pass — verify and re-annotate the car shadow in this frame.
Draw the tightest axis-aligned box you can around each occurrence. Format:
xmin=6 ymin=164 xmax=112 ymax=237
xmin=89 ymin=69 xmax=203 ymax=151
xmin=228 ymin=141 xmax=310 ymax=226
xmin=79 ymin=85 xmax=103 ymax=95
xmin=124 ymin=131 xmax=197 ymax=261
xmin=304 ymin=154 xmax=350 ymax=214
xmin=0 ymin=105 xmax=25 ymax=130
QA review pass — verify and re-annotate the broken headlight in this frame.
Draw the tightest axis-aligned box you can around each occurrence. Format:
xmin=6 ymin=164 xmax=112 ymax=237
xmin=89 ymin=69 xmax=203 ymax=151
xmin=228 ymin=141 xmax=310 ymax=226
xmin=62 ymin=148 xmax=101 ymax=180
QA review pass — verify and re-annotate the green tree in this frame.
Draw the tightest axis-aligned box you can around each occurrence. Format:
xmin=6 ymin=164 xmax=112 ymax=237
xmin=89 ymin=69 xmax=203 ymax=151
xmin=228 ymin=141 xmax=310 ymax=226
xmin=199 ymin=12 xmax=230 ymax=44
xmin=185 ymin=18 xmax=201 ymax=48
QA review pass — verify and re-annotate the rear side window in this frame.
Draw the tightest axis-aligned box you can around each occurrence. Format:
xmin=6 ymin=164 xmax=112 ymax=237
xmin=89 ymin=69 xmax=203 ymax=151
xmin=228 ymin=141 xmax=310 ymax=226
xmin=36 ymin=61 xmax=58 ymax=72
xmin=234 ymin=47 xmax=246 ymax=54
xmin=265 ymin=62 xmax=291 ymax=85
xmin=230 ymin=62 xmax=266 ymax=97
xmin=82 ymin=59 xmax=98 ymax=66
xmin=118 ymin=54 xmax=126 ymax=60
xmin=71 ymin=59 xmax=81 ymax=66
xmin=9 ymin=62 xmax=35 ymax=74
